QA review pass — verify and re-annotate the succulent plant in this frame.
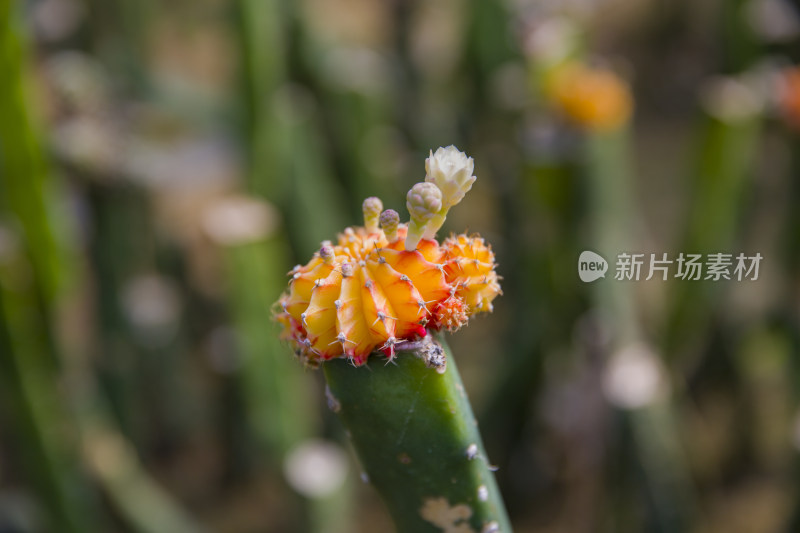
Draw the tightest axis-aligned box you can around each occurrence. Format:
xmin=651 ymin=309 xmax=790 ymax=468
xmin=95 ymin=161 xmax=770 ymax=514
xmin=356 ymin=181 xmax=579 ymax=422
xmin=273 ymin=146 xmax=510 ymax=532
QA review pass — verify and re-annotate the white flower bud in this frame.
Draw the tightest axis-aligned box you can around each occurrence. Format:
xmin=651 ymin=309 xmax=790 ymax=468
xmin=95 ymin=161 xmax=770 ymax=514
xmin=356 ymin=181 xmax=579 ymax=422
xmin=424 ymin=145 xmax=476 ymax=209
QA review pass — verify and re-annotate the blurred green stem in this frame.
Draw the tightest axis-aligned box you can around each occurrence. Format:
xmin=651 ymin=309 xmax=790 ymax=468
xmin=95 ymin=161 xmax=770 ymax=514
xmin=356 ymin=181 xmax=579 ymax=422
xmin=212 ymin=200 xmax=358 ymax=533
xmin=235 ymin=0 xmax=287 ymax=199
xmin=74 ymin=382 xmax=203 ymax=533
xmin=585 ymin=128 xmax=695 ymax=531
xmin=84 ymin=0 xmax=151 ymax=93
xmin=1 ymin=5 xmax=203 ymax=531
xmin=233 ymin=4 xmax=354 ymax=530
xmin=0 ymin=246 xmax=93 ymax=533
xmin=219 ymin=222 xmax=314 ymax=458
xmin=86 ymin=184 xmax=151 ymax=443
xmin=720 ymin=0 xmax=760 ymax=73
xmin=735 ymin=327 xmax=794 ymax=470
xmin=235 ymin=0 xmax=348 ymax=259
xmin=585 ymin=129 xmax=638 ymax=342
xmin=665 ymin=112 xmax=761 ymax=361
xmin=781 ymin=137 xmax=800 ymax=280
xmin=0 ymin=4 xmax=96 ymax=530
xmin=479 ymin=151 xmax=582 ymax=504
xmin=0 ymin=0 xmax=62 ymax=300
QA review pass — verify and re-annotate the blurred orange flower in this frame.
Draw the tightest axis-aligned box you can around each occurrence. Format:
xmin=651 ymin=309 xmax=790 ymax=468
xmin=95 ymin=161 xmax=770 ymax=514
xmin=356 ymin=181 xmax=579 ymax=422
xmin=545 ymin=62 xmax=633 ymax=131
xmin=778 ymin=67 xmax=800 ymax=130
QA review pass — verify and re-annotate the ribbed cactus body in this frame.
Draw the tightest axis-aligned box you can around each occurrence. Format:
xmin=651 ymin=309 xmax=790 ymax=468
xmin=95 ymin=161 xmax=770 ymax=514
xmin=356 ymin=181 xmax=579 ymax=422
xmin=276 ymin=226 xmax=499 ymax=365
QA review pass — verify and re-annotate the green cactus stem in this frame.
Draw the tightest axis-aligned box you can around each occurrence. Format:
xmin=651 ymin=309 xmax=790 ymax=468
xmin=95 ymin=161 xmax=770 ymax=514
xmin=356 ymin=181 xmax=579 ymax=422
xmin=323 ymin=334 xmax=511 ymax=533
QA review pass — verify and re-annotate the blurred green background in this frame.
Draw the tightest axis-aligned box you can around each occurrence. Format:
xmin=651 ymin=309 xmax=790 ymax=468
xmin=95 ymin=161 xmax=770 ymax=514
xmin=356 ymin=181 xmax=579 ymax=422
xmin=2 ymin=0 xmax=800 ymax=531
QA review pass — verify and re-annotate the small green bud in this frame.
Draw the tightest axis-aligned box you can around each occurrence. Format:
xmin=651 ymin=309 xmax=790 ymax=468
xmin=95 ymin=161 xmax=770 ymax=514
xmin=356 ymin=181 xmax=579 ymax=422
xmin=379 ymin=209 xmax=400 ymax=243
xmin=362 ymin=197 xmax=383 ymax=233
xmin=405 ymin=183 xmax=442 ymax=251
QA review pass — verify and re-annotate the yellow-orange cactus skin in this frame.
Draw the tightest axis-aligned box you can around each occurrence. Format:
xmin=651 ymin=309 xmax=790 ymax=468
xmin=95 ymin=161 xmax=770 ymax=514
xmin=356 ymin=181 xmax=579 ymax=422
xmin=276 ymin=225 xmax=499 ymax=366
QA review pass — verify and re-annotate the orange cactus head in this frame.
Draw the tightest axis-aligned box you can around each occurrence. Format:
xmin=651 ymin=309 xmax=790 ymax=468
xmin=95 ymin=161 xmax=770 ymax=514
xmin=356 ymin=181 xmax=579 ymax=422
xmin=545 ymin=62 xmax=633 ymax=131
xmin=273 ymin=147 xmax=501 ymax=367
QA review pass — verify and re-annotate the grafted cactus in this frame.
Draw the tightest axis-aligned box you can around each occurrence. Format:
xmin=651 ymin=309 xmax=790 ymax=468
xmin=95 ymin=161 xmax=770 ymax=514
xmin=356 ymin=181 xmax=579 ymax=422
xmin=275 ymin=147 xmax=501 ymax=367
xmin=274 ymin=146 xmax=510 ymax=532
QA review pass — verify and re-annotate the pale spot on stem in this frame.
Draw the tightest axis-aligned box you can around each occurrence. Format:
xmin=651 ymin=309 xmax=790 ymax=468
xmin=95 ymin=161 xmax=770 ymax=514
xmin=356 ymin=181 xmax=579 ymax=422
xmin=419 ymin=497 xmax=475 ymax=533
